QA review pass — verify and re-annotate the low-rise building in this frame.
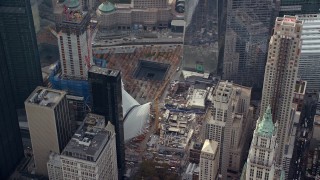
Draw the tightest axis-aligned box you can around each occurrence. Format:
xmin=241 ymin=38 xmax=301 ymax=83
xmin=184 ymin=163 xmax=199 ymax=180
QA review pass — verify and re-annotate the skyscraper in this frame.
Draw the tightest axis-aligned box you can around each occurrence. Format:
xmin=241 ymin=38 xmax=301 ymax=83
xmin=25 ymin=87 xmax=73 ymax=176
xmin=260 ymin=15 xmax=302 ymax=166
xmin=242 ymin=106 xmax=278 ymax=180
xmin=88 ymin=66 xmax=125 ymax=179
xmin=0 ymin=0 xmax=42 ymax=108
xmin=223 ymin=0 xmax=277 ymax=89
xmin=183 ymin=0 xmax=226 ymax=74
xmin=296 ymin=14 xmax=320 ymax=92
xmin=56 ymin=0 xmax=93 ymax=80
xmin=205 ymin=81 xmax=253 ymax=178
xmin=205 ymin=81 xmax=233 ymax=178
xmin=0 ymin=39 xmax=24 ymax=179
xmin=280 ymin=0 xmax=320 ymax=16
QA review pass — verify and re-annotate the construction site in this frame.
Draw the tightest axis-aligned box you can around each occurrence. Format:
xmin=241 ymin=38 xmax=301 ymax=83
xmin=94 ymin=45 xmax=182 ymax=104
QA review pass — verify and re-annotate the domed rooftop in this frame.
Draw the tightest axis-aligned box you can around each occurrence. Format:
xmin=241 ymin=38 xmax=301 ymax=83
xmin=98 ymin=1 xmax=116 ymax=13
xmin=65 ymin=0 xmax=80 ymax=8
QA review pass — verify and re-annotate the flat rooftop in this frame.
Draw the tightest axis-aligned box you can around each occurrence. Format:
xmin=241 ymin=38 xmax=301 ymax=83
xmin=294 ymin=80 xmax=307 ymax=94
xmin=89 ymin=65 xmax=120 ymax=77
xmin=62 ymin=113 xmax=113 ymax=162
xmin=277 ymin=15 xmax=303 ymax=25
xmin=214 ymin=81 xmax=233 ymax=103
xmin=187 ymin=89 xmax=207 ymax=109
xmin=25 ymin=87 xmax=65 ymax=108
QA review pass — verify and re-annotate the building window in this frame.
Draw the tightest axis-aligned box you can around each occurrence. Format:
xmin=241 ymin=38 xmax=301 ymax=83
xmin=256 ymin=170 xmax=262 ymax=179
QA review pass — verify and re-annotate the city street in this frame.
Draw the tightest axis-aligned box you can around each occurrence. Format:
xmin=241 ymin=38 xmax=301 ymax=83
xmin=290 ymin=93 xmax=317 ymax=180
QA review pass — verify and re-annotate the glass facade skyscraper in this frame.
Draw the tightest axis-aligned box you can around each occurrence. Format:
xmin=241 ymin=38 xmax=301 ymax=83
xmin=183 ymin=0 xmax=226 ymax=74
xmin=223 ymin=0 xmax=278 ymax=90
xmin=0 ymin=0 xmax=42 ymax=108
xmin=89 ymin=66 xmax=125 ymax=179
xmin=280 ymin=0 xmax=320 ymax=16
xmin=0 ymin=39 xmax=24 ymax=179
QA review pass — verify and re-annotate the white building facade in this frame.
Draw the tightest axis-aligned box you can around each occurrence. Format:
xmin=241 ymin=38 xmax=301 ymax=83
xmin=47 ymin=152 xmax=64 ymax=180
xmin=199 ymin=140 xmax=220 ymax=180
xmin=243 ymin=106 xmax=277 ymax=180
xmin=260 ymin=15 xmax=303 ymax=166
xmin=205 ymin=81 xmax=253 ymax=178
xmin=205 ymin=81 xmax=233 ymax=179
xmin=296 ymin=14 xmax=320 ymax=92
xmin=60 ymin=115 xmax=118 ymax=180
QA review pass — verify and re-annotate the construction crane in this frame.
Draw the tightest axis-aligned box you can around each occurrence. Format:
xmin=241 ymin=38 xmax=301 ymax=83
xmin=154 ymin=78 xmax=171 ymax=134
xmin=85 ymin=19 xmax=99 ymax=69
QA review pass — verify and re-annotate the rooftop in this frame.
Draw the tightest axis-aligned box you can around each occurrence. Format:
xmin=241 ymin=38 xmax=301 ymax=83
xmin=214 ymin=81 xmax=233 ymax=103
xmin=64 ymin=0 xmax=80 ymax=9
xmin=171 ymin=20 xmax=185 ymax=27
xmin=257 ymin=106 xmax=275 ymax=138
xmin=277 ymin=15 xmax=303 ymax=26
xmin=62 ymin=113 xmax=114 ymax=162
xmin=187 ymin=89 xmax=207 ymax=109
xmin=294 ymin=80 xmax=307 ymax=94
xmin=89 ymin=65 xmax=120 ymax=77
xmin=26 ymin=87 xmax=65 ymax=108
xmin=201 ymin=139 xmax=219 ymax=155
xmin=98 ymin=1 xmax=116 ymax=13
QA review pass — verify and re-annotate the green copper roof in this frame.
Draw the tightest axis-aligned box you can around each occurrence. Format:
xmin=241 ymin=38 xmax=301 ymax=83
xmin=99 ymin=1 xmax=116 ymax=13
xmin=65 ymin=0 xmax=80 ymax=8
xmin=257 ymin=106 xmax=275 ymax=137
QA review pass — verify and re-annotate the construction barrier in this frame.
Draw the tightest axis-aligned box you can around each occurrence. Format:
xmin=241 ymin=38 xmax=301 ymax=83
xmin=49 ymin=62 xmax=91 ymax=103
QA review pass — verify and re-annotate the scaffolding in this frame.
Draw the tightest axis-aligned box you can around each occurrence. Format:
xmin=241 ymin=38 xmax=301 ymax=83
xmin=49 ymin=62 xmax=90 ymax=103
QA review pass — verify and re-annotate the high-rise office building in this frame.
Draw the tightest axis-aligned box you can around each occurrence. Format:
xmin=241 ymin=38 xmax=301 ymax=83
xmin=205 ymin=81 xmax=233 ymax=179
xmin=280 ymin=0 xmax=320 ymax=16
xmin=25 ymin=87 xmax=73 ymax=176
xmin=56 ymin=0 xmax=93 ymax=80
xmin=0 ymin=40 xmax=24 ymax=179
xmin=199 ymin=140 xmax=220 ymax=180
xmin=205 ymin=81 xmax=253 ymax=178
xmin=241 ymin=106 xmax=278 ymax=180
xmin=296 ymin=14 xmax=320 ymax=92
xmin=60 ymin=114 xmax=118 ymax=180
xmin=88 ymin=66 xmax=125 ymax=179
xmin=260 ymin=16 xmax=302 ymax=166
xmin=223 ymin=0 xmax=277 ymax=89
xmin=183 ymin=0 xmax=226 ymax=74
xmin=0 ymin=0 xmax=43 ymax=108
